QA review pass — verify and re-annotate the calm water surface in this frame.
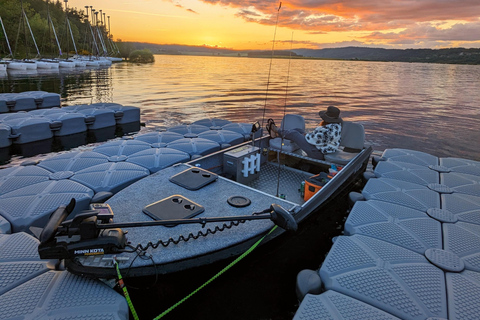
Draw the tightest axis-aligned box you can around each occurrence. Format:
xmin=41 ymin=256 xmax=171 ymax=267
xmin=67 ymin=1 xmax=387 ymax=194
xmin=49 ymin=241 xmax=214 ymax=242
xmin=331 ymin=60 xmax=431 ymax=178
xmin=1 ymin=55 xmax=479 ymax=163
xmin=1 ymin=56 xmax=479 ymax=319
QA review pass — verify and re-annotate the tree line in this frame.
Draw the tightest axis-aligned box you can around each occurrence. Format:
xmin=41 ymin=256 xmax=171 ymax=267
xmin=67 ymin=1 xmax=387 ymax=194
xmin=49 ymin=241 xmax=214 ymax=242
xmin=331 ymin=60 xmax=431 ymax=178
xmin=0 ymin=0 xmax=121 ymax=59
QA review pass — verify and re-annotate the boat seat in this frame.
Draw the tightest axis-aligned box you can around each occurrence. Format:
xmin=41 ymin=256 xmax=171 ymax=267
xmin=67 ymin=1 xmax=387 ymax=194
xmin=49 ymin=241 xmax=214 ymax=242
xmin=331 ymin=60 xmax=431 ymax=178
xmin=269 ymin=114 xmax=305 ymax=153
xmin=324 ymin=121 xmax=365 ymax=165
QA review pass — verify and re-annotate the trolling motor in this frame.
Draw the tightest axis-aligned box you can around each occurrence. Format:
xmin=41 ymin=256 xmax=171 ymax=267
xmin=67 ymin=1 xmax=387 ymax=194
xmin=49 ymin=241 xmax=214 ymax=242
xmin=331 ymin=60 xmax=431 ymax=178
xmin=37 ymin=198 xmax=297 ymax=260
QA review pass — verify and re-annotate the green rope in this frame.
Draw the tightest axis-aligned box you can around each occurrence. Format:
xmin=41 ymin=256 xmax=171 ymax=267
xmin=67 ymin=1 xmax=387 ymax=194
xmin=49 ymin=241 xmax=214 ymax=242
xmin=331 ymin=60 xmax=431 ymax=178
xmin=114 ymin=260 xmax=140 ymax=320
xmin=153 ymin=225 xmax=277 ymax=319
xmin=114 ymin=226 xmax=277 ymax=320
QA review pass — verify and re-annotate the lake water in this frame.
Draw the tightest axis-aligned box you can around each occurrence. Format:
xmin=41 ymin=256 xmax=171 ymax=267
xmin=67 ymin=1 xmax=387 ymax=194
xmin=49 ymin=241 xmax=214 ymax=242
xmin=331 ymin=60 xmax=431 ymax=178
xmin=1 ymin=55 xmax=479 ymax=165
xmin=1 ymin=56 xmax=479 ymax=319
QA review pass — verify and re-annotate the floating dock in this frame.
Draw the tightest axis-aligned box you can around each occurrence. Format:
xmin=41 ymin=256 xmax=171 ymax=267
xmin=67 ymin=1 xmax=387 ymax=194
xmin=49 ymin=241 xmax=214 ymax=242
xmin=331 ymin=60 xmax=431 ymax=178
xmin=0 ymin=118 xmax=253 ymax=319
xmin=0 ymin=232 xmax=128 ymax=320
xmin=0 ymin=91 xmax=61 ymax=113
xmin=0 ymin=119 xmax=252 ymax=234
xmin=294 ymin=148 xmax=480 ymax=320
xmin=0 ymin=102 xmax=140 ymax=147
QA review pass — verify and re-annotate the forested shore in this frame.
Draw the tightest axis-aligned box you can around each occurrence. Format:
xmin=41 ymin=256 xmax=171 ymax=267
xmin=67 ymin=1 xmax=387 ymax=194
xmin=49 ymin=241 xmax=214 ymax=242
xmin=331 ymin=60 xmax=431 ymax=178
xmin=0 ymin=0 xmax=114 ymax=58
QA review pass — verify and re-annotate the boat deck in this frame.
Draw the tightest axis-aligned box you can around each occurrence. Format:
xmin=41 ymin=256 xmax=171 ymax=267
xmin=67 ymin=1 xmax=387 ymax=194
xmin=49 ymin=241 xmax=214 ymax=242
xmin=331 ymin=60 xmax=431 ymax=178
xmin=294 ymin=148 xmax=480 ymax=320
xmin=246 ymin=162 xmax=310 ymax=205
xmin=78 ymin=163 xmax=299 ymax=272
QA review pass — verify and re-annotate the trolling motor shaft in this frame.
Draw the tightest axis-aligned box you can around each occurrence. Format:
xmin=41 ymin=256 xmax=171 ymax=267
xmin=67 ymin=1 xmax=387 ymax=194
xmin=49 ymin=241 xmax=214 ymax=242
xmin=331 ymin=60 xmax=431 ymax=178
xmin=37 ymin=199 xmax=297 ymax=260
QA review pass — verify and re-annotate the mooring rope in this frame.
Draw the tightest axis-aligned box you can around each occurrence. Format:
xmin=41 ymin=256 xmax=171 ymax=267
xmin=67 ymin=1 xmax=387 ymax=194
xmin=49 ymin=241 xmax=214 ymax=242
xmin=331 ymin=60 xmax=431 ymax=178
xmin=115 ymin=226 xmax=278 ymax=319
xmin=114 ymin=259 xmax=140 ymax=320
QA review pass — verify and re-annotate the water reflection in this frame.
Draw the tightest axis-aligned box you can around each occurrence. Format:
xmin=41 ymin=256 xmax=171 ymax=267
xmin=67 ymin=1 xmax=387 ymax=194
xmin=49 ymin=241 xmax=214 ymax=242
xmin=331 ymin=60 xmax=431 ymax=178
xmin=0 ymin=123 xmax=141 ymax=165
xmin=1 ymin=56 xmax=480 ymax=163
xmin=0 ymin=65 xmax=114 ymax=105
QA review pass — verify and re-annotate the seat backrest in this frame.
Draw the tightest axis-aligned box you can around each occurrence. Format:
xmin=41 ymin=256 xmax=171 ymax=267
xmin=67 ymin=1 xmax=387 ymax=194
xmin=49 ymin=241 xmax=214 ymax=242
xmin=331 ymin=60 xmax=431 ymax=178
xmin=280 ymin=114 xmax=305 ymax=131
xmin=339 ymin=121 xmax=365 ymax=151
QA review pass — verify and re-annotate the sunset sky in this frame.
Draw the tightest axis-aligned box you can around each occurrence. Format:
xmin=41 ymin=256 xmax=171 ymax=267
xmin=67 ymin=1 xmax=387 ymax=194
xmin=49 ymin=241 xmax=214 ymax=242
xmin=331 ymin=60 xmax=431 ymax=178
xmin=67 ymin=0 xmax=480 ymax=50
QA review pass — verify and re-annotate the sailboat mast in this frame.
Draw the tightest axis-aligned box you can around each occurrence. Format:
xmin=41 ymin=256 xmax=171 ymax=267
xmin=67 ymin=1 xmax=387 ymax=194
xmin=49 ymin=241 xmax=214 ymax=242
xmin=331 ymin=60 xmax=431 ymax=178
xmin=23 ymin=8 xmax=41 ymax=57
xmin=94 ymin=11 xmax=107 ymax=56
xmin=14 ymin=0 xmax=30 ymax=59
xmin=0 ymin=17 xmax=13 ymax=57
xmin=89 ymin=7 xmax=100 ymax=56
xmin=46 ymin=1 xmax=62 ymax=57
xmin=106 ymin=15 xmax=120 ymax=55
xmin=64 ymin=0 xmax=78 ymax=55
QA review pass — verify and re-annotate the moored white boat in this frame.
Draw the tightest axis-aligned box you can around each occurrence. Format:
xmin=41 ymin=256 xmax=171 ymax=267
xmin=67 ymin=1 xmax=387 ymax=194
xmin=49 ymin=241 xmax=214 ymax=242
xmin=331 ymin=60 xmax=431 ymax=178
xmin=45 ymin=60 xmax=59 ymax=69
xmin=107 ymin=56 xmax=123 ymax=62
xmin=0 ymin=62 xmax=6 ymax=72
xmin=58 ymin=59 xmax=76 ymax=68
xmin=23 ymin=60 xmax=38 ymax=70
xmin=101 ymin=57 xmax=113 ymax=66
xmin=96 ymin=57 xmax=111 ymax=66
xmin=84 ymin=59 xmax=100 ymax=66
xmin=6 ymin=61 xmax=28 ymax=70
xmin=73 ymin=59 xmax=87 ymax=67
xmin=35 ymin=60 xmax=53 ymax=69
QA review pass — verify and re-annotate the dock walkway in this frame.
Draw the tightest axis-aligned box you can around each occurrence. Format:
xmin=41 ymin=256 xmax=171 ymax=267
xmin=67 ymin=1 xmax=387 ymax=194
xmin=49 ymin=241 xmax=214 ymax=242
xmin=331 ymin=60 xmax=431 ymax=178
xmin=294 ymin=148 xmax=480 ymax=320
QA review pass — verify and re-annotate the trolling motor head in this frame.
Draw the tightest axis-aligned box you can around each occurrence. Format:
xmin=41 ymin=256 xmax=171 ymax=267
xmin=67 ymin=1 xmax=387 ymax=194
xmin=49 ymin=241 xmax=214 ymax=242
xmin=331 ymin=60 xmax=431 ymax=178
xmin=36 ymin=198 xmax=297 ymax=261
xmin=37 ymin=199 xmax=126 ymax=260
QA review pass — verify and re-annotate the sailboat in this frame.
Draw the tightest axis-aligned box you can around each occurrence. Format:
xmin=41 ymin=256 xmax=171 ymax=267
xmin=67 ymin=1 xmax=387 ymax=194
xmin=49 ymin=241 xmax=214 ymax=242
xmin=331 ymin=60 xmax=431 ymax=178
xmin=11 ymin=1 xmax=38 ymax=70
xmin=76 ymin=6 xmax=100 ymax=67
xmin=63 ymin=0 xmax=86 ymax=67
xmin=19 ymin=5 xmax=54 ymax=69
xmin=105 ymin=14 xmax=122 ymax=62
xmin=0 ymin=16 xmax=30 ymax=71
xmin=41 ymin=0 xmax=75 ymax=68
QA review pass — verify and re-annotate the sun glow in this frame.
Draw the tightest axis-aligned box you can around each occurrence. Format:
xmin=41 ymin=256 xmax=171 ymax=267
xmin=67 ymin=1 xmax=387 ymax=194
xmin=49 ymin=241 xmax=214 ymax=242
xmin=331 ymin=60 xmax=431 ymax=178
xmin=65 ymin=0 xmax=480 ymax=50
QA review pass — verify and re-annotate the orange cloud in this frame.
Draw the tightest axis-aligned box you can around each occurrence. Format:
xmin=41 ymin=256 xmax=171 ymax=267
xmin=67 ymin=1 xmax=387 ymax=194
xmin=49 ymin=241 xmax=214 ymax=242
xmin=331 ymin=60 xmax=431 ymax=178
xmin=201 ymin=0 xmax=480 ymax=37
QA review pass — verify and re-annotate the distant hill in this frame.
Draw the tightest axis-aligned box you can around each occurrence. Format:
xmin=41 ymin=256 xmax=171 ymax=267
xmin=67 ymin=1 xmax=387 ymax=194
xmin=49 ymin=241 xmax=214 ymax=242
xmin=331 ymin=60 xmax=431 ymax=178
xmin=125 ymin=42 xmax=480 ymax=64
xmin=293 ymin=47 xmax=480 ymax=64
xmin=127 ymin=42 xmax=240 ymax=56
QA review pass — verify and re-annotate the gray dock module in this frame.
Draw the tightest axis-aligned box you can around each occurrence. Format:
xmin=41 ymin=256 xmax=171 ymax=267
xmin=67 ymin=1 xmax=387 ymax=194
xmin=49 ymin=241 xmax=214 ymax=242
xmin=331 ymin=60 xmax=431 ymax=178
xmin=0 ymin=232 xmax=128 ymax=320
xmin=126 ymin=147 xmax=191 ymax=173
xmin=319 ymin=234 xmax=447 ymax=320
xmin=93 ymin=139 xmax=152 ymax=158
xmin=295 ymin=148 xmax=480 ymax=320
xmin=198 ymin=129 xmax=245 ymax=148
xmin=192 ymin=118 xmax=232 ymax=128
xmin=222 ymin=122 xmax=255 ymax=140
xmin=167 ymin=124 xmax=210 ymax=135
xmin=166 ymin=137 xmax=221 ymax=157
xmin=71 ymin=162 xmax=150 ymax=194
xmin=293 ymin=290 xmax=401 ymax=320
xmin=0 ymin=180 xmax=94 ymax=232
xmin=37 ymin=151 xmax=109 ymax=173
xmin=134 ymin=131 xmax=184 ymax=147
xmin=344 ymin=200 xmax=442 ymax=254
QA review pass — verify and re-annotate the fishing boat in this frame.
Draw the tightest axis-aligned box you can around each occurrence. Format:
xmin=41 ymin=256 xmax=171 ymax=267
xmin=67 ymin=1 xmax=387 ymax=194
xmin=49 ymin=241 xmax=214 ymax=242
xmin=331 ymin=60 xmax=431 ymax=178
xmin=37 ymin=116 xmax=372 ymax=278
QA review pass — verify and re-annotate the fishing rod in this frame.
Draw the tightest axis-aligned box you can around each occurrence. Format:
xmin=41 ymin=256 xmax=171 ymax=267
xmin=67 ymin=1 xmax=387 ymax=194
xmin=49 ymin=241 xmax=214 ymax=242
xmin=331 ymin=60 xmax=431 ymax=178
xmin=261 ymin=2 xmax=282 ymax=129
xmin=37 ymin=198 xmax=297 ymax=260
xmin=275 ymin=31 xmax=294 ymax=197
